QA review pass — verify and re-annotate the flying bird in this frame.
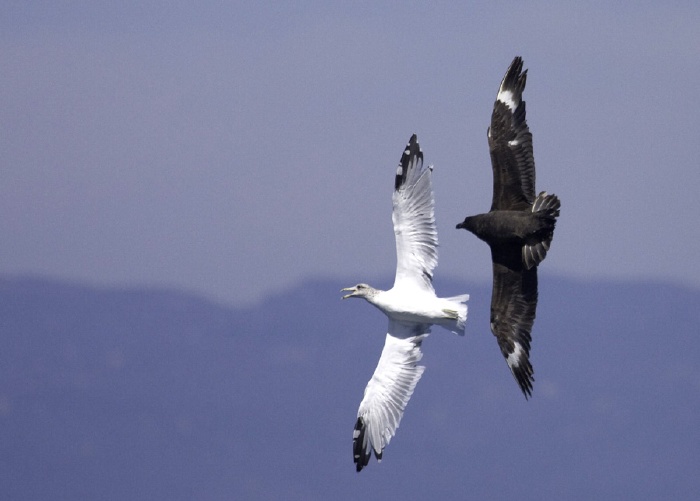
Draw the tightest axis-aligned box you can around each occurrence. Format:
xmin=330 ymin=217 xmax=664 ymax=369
xmin=456 ymin=57 xmax=560 ymax=398
xmin=342 ymin=134 xmax=469 ymax=472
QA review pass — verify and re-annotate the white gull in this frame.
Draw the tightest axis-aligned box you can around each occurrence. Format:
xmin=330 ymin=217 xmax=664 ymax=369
xmin=342 ymin=134 xmax=469 ymax=472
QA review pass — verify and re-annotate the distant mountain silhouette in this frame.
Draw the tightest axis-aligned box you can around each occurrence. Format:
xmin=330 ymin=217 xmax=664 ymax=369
xmin=1 ymin=274 xmax=698 ymax=500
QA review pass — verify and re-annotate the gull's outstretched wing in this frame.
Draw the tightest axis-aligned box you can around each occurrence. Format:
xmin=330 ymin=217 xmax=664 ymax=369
xmin=489 ymin=245 xmax=538 ymax=398
xmin=488 ymin=56 xmax=536 ymax=211
xmin=353 ymin=320 xmax=429 ymax=472
xmin=392 ymin=134 xmax=437 ymax=292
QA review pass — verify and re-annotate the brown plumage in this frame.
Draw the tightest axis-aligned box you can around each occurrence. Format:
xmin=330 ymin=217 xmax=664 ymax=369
xmin=456 ymin=57 xmax=561 ymax=398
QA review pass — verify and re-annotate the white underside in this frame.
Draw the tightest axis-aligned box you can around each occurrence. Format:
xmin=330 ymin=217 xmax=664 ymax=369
xmin=371 ymin=287 xmax=468 ymax=333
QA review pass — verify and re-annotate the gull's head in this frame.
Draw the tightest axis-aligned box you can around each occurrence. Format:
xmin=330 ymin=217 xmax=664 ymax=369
xmin=341 ymin=283 xmax=377 ymax=300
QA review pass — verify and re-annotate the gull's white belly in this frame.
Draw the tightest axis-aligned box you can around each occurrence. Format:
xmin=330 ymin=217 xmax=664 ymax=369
xmin=373 ymin=288 xmax=452 ymax=324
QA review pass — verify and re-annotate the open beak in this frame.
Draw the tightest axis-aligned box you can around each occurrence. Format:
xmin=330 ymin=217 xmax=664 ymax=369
xmin=340 ymin=287 xmax=356 ymax=299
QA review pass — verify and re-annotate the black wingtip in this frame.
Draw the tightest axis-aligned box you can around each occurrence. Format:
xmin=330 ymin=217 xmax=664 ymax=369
xmin=394 ymin=134 xmax=423 ymax=191
xmin=511 ymin=55 xmax=523 ymax=70
xmin=512 ymin=363 xmax=534 ymax=399
xmin=497 ymin=335 xmax=535 ymax=399
xmin=499 ymin=56 xmax=528 ymax=101
xmin=506 ymin=56 xmax=524 ymax=81
xmin=353 ymin=417 xmax=371 ymax=472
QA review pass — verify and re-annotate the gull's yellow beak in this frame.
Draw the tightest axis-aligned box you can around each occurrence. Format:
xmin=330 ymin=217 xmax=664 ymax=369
xmin=340 ymin=286 xmax=356 ymax=300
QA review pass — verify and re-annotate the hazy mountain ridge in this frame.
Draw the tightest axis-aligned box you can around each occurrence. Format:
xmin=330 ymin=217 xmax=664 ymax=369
xmin=1 ymin=274 xmax=698 ymax=500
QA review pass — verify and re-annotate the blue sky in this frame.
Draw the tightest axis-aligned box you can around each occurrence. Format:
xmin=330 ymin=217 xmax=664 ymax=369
xmin=2 ymin=1 xmax=699 ymax=306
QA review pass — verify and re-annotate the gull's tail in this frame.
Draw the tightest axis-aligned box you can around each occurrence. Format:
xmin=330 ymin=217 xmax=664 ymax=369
xmin=441 ymin=294 xmax=469 ymax=336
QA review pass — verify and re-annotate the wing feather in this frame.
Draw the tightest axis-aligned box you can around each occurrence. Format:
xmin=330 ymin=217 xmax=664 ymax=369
xmin=392 ymin=134 xmax=437 ymax=292
xmin=353 ymin=321 xmax=429 ymax=471
xmin=489 ymin=248 xmax=538 ymax=398
xmin=488 ymin=56 xmax=536 ymax=211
